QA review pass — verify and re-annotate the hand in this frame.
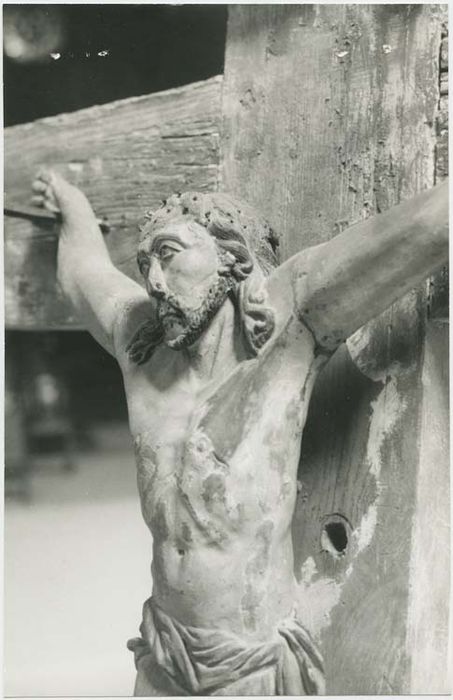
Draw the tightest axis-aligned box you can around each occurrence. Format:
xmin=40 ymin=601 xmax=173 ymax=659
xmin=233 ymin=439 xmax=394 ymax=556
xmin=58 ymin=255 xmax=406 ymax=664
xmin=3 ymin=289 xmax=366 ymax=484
xmin=31 ymin=168 xmax=98 ymax=228
xmin=31 ymin=168 xmax=62 ymax=214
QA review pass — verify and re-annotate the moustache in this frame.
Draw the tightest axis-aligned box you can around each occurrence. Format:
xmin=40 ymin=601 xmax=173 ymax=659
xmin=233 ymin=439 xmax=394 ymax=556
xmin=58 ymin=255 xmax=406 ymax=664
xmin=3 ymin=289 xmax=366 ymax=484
xmin=156 ymin=293 xmax=190 ymax=323
xmin=153 ymin=275 xmax=233 ymax=327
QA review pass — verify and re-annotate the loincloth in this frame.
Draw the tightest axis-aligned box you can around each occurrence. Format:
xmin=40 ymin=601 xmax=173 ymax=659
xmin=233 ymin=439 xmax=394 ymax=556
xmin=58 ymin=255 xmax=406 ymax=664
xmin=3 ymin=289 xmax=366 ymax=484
xmin=127 ymin=597 xmax=325 ymax=696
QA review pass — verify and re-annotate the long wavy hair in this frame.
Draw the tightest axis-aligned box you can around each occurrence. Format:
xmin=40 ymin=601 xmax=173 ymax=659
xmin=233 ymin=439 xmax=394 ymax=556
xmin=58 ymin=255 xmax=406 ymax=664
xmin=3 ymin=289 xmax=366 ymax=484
xmin=127 ymin=192 xmax=280 ymax=364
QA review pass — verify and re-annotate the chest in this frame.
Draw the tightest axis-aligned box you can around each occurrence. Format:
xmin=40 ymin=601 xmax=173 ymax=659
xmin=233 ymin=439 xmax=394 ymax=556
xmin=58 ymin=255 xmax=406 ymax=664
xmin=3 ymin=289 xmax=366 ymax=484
xmin=128 ymin=329 xmax=322 ymax=539
xmin=127 ymin=314 xmax=321 ymax=495
xmin=130 ymin=359 xmax=317 ymax=522
xmin=133 ymin=397 xmax=304 ymax=543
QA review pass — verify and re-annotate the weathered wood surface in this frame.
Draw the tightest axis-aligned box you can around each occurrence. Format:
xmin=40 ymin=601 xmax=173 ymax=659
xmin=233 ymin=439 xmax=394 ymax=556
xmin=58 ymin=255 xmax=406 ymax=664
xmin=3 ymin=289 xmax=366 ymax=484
xmin=406 ymin=22 xmax=449 ymax=694
xmin=430 ymin=24 xmax=449 ymax=321
xmin=406 ymin=322 xmax=450 ymax=693
xmin=222 ymin=4 xmax=448 ymax=694
xmin=4 ymin=76 xmax=222 ymax=329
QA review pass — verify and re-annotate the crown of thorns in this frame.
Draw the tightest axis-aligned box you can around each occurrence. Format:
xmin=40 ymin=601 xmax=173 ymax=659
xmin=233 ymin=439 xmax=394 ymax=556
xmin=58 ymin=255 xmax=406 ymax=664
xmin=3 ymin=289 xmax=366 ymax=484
xmin=139 ymin=191 xmax=280 ymax=275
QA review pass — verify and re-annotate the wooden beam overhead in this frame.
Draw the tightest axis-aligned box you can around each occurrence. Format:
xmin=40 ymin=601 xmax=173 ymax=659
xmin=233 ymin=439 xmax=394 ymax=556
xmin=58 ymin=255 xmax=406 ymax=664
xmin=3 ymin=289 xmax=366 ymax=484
xmin=4 ymin=76 xmax=222 ymax=329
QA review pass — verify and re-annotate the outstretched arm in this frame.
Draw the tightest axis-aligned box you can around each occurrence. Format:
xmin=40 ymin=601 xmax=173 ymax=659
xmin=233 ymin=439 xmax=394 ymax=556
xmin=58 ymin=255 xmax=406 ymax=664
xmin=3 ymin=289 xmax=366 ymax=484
xmin=32 ymin=170 xmax=152 ymax=357
xmin=280 ymin=180 xmax=448 ymax=352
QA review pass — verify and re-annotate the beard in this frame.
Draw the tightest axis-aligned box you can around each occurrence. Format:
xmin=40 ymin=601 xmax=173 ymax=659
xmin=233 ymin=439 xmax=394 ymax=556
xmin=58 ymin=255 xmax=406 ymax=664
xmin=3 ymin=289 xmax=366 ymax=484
xmin=156 ymin=275 xmax=233 ymax=351
xmin=126 ymin=275 xmax=233 ymax=365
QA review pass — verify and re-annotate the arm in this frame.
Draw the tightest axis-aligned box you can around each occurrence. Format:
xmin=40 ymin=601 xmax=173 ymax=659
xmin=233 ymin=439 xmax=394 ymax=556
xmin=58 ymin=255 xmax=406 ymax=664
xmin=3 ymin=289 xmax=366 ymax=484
xmin=32 ymin=170 xmax=152 ymax=356
xmin=280 ymin=180 xmax=448 ymax=352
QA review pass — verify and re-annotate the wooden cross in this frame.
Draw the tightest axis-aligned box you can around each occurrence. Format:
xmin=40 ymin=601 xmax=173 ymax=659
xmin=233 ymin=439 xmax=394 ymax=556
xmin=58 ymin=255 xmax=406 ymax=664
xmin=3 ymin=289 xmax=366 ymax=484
xmin=4 ymin=5 xmax=449 ymax=694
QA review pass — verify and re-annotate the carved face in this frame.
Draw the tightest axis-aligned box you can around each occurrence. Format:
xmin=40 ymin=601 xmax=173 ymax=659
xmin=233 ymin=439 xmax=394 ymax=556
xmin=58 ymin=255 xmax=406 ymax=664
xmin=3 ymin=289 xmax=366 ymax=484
xmin=137 ymin=220 xmax=232 ymax=349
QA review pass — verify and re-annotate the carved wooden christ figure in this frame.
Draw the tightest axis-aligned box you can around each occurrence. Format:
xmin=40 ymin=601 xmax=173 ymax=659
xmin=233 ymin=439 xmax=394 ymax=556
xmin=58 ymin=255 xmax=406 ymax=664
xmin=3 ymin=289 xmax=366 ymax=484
xmin=32 ymin=170 xmax=448 ymax=696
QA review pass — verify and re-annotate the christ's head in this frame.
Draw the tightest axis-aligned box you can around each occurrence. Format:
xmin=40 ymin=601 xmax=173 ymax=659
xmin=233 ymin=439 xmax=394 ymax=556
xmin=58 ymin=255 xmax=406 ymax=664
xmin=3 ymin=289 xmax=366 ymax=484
xmin=128 ymin=192 xmax=280 ymax=364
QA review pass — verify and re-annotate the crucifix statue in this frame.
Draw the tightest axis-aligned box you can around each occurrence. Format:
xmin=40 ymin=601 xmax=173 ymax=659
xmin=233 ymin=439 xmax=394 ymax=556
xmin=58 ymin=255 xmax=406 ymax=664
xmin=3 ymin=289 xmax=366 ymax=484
xmin=31 ymin=169 xmax=448 ymax=696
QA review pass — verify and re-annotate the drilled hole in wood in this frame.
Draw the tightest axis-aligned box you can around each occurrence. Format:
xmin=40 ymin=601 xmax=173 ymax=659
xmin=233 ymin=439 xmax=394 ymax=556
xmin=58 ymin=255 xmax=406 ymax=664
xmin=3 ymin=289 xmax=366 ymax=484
xmin=321 ymin=515 xmax=350 ymax=557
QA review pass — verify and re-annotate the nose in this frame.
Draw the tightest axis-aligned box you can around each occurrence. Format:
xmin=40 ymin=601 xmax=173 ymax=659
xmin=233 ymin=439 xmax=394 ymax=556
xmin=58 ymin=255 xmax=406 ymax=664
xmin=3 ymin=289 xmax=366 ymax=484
xmin=147 ymin=256 xmax=168 ymax=298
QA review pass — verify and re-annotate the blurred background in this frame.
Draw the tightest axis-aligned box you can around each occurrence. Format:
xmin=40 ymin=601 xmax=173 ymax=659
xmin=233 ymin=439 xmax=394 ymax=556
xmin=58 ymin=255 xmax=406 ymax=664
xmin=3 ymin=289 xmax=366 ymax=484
xmin=3 ymin=5 xmax=227 ymax=696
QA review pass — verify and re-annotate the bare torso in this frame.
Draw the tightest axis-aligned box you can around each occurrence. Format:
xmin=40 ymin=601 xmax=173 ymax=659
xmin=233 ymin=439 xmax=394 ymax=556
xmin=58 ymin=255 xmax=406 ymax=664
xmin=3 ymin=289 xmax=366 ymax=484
xmin=119 ymin=303 xmax=324 ymax=641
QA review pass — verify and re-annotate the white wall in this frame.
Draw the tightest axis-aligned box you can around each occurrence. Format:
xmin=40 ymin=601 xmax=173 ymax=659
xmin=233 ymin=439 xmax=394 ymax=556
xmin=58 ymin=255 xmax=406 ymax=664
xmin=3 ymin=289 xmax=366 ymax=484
xmin=4 ymin=424 xmax=152 ymax=697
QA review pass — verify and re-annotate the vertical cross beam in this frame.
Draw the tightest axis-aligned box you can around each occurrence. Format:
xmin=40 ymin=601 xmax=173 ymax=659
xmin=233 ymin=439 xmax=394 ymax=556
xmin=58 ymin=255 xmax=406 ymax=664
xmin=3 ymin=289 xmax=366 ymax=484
xmin=221 ymin=4 xmax=449 ymax=693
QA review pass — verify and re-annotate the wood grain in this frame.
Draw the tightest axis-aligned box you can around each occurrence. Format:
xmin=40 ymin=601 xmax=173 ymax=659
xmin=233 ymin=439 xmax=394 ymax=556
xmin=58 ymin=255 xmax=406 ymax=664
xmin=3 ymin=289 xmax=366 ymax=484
xmin=222 ymin=4 xmax=447 ymax=693
xmin=406 ymin=322 xmax=450 ymax=693
xmin=430 ymin=27 xmax=449 ymax=322
xmin=4 ymin=76 xmax=222 ymax=329
xmin=406 ymin=24 xmax=450 ymax=694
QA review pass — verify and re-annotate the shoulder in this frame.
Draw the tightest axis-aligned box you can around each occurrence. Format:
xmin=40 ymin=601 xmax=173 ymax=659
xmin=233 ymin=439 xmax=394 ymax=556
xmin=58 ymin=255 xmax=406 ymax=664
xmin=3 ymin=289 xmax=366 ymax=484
xmin=112 ymin=295 xmax=157 ymax=364
xmin=265 ymin=242 xmax=328 ymax=318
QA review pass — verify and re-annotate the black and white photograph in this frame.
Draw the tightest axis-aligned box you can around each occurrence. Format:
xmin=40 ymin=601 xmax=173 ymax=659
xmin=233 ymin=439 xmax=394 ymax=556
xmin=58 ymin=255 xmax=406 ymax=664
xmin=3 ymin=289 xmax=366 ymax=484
xmin=3 ymin=3 xmax=450 ymax=697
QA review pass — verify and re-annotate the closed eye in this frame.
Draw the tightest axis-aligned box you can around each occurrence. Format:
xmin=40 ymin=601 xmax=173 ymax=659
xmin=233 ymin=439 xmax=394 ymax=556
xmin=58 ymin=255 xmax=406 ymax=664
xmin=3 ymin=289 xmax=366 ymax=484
xmin=158 ymin=243 xmax=182 ymax=261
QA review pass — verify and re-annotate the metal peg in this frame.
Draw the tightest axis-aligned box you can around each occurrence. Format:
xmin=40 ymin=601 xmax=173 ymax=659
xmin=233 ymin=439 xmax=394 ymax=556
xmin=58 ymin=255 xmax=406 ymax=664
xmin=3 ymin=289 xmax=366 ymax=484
xmin=4 ymin=200 xmax=111 ymax=234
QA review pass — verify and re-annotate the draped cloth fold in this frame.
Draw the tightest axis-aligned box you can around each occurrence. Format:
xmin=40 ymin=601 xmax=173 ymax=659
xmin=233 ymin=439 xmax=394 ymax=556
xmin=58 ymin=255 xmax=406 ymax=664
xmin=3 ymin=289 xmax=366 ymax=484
xmin=127 ymin=598 xmax=325 ymax=696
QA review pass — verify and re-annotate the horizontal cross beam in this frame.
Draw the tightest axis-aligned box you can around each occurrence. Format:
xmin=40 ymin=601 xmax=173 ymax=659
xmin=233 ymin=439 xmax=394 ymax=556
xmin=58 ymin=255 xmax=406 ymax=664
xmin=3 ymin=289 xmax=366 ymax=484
xmin=4 ymin=76 xmax=222 ymax=329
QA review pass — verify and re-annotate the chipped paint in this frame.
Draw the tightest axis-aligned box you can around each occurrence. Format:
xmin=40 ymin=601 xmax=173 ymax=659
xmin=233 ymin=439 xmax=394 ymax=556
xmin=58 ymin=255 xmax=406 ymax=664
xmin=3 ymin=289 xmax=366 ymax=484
xmin=406 ymin=326 xmax=450 ymax=692
xmin=347 ymin=324 xmax=406 ymax=382
xmin=353 ymin=503 xmax=378 ymax=553
xmin=367 ymin=377 xmax=407 ymax=478
xmin=346 ymin=325 xmax=373 ymax=365
xmin=297 ymin=551 xmax=345 ymax=636
xmin=296 ymin=575 xmax=344 ymax=637
xmin=300 ymin=555 xmax=317 ymax=584
xmin=297 ymin=374 xmax=408 ymax=635
xmin=353 ymin=374 xmax=407 ymax=556
xmin=241 ymin=520 xmax=274 ymax=631
xmin=67 ymin=162 xmax=84 ymax=174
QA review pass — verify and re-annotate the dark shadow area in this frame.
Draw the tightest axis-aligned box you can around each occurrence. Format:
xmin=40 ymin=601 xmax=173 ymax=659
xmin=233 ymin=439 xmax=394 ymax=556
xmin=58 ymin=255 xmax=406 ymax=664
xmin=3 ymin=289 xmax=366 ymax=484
xmin=4 ymin=4 xmax=227 ymax=126
xmin=324 ymin=521 xmax=348 ymax=554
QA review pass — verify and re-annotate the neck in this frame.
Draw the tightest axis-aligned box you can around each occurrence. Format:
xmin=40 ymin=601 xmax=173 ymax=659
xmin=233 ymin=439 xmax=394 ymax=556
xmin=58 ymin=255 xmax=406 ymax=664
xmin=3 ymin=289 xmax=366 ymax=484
xmin=184 ymin=298 xmax=245 ymax=382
